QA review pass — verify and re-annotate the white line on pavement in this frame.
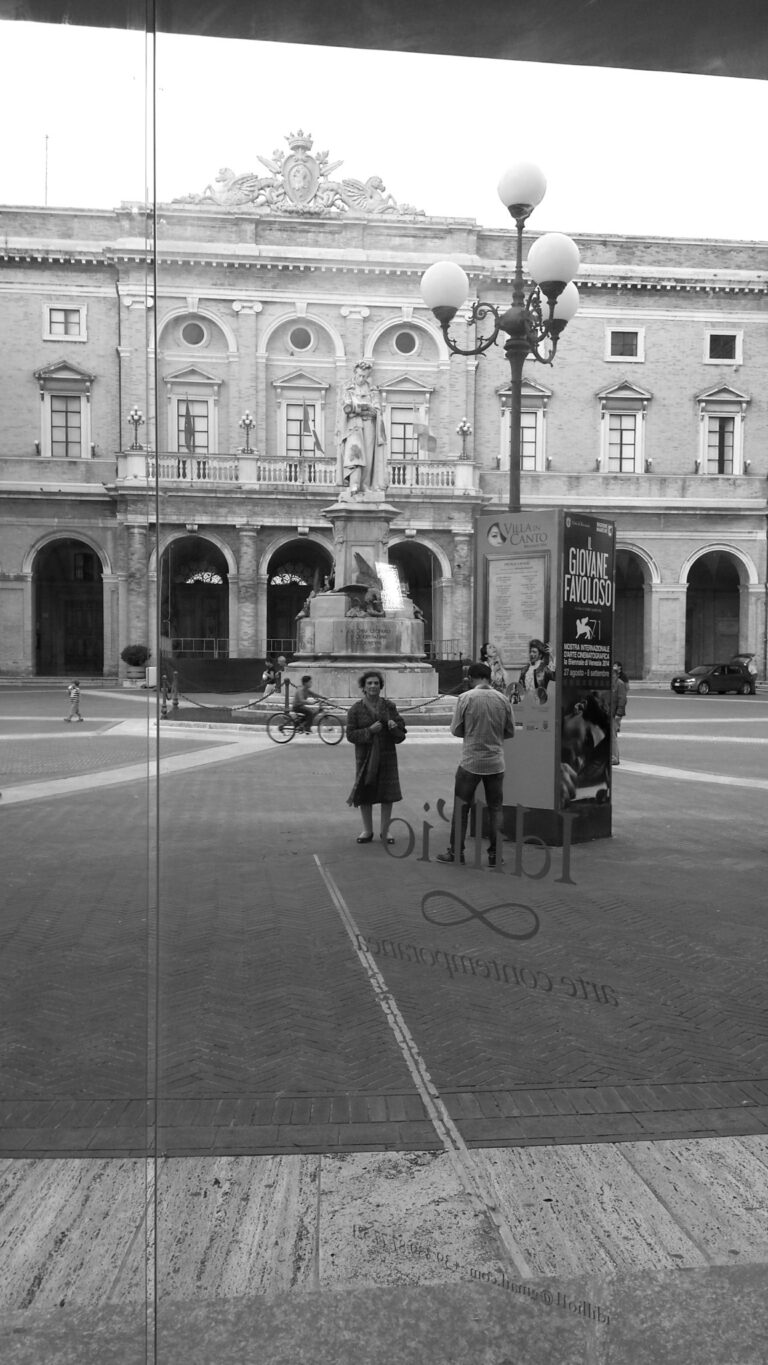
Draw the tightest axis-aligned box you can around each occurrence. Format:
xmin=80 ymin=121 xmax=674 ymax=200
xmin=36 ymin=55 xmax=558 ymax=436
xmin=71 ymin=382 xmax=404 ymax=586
xmin=313 ymin=854 xmax=534 ymax=1281
xmin=624 ymin=718 xmax=768 ymax=726
xmin=620 ymin=761 xmax=768 ymax=790
xmin=0 ymin=736 xmax=274 ymax=805
xmin=625 ymin=734 xmax=768 ymax=744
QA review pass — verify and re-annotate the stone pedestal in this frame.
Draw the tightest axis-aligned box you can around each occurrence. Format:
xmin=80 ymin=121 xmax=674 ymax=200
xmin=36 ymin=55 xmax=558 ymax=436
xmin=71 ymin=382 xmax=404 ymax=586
xmin=290 ymin=491 xmax=441 ymax=702
xmin=324 ymin=491 xmax=402 ymax=589
xmin=298 ymin=593 xmax=424 ymax=659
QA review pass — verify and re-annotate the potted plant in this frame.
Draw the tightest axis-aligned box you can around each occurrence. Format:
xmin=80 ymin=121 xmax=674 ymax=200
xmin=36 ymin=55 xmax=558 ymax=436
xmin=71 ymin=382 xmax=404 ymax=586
xmin=121 ymin=643 xmax=151 ymax=684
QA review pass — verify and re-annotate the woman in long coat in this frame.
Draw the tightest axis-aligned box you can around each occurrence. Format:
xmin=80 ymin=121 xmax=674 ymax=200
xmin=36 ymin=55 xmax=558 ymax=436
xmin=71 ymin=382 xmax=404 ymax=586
xmin=346 ymin=670 xmax=406 ymax=844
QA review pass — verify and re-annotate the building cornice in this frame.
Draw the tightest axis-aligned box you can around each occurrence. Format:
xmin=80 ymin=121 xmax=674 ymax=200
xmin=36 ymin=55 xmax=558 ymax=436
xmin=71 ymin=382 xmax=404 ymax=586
xmin=1 ymin=211 xmax=767 ymax=296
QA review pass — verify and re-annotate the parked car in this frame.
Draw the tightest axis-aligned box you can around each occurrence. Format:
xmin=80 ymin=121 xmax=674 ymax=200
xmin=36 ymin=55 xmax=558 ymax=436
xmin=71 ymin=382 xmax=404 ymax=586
xmin=671 ymin=662 xmax=756 ymax=695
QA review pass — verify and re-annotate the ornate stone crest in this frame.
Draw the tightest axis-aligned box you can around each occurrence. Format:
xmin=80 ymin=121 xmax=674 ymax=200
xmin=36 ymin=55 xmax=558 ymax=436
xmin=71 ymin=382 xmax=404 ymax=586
xmin=176 ymin=131 xmax=423 ymax=217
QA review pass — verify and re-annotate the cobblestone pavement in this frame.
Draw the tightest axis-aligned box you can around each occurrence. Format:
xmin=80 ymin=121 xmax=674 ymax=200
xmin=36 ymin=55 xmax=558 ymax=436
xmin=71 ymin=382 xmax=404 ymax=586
xmin=0 ymin=690 xmax=766 ymax=1157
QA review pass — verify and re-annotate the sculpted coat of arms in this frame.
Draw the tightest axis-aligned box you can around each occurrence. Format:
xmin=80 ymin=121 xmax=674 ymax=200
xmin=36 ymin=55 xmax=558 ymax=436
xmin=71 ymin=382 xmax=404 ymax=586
xmin=177 ymin=130 xmax=423 ymax=216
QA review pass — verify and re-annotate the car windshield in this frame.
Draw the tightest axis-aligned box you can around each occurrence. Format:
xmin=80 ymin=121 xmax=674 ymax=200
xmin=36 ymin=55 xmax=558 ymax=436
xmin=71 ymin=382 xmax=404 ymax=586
xmin=688 ymin=666 xmax=712 ymax=676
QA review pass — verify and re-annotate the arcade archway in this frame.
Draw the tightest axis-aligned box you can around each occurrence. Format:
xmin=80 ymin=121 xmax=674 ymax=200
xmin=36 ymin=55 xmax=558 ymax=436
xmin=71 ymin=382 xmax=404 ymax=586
xmin=33 ymin=538 xmax=104 ymax=675
xmin=388 ymin=540 xmax=439 ymax=643
xmin=685 ymin=551 xmax=742 ymax=668
xmin=266 ymin=539 xmax=334 ymax=652
xmin=614 ymin=551 xmax=647 ymax=679
xmin=160 ymin=536 xmax=229 ymax=655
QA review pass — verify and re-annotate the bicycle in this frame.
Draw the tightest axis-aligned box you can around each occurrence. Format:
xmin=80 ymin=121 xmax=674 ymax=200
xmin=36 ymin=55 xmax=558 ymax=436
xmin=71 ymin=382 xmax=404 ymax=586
xmin=266 ymin=702 xmax=344 ymax=746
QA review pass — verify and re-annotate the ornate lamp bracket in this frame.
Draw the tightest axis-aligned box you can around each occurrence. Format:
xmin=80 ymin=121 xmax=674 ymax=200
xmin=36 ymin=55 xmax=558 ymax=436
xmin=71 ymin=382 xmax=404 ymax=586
xmin=440 ymin=292 xmax=564 ymax=367
xmin=439 ymin=301 xmax=503 ymax=359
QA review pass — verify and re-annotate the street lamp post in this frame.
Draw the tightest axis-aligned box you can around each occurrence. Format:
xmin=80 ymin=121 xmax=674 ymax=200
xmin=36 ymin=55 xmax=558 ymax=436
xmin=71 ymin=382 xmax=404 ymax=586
xmin=456 ymin=419 xmax=472 ymax=460
xmin=239 ymin=410 xmax=255 ymax=454
xmin=420 ymin=163 xmax=580 ymax=512
xmin=128 ymin=406 xmax=145 ymax=450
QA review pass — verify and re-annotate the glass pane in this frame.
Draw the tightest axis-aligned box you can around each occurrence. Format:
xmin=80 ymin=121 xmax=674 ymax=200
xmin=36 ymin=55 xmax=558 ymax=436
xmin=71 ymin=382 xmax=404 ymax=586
xmin=709 ymin=333 xmax=736 ymax=360
xmin=707 ymin=416 xmax=734 ymax=473
xmin=610 ymin=330 xmax=638 ymax=356
xmin=608 ymin=413 xmax=636 ymax=470
xmin=3 ymin=12 xmax=764 ymax=1363
xmin=520 ymin=411 xmax=538 ymax=469
xmin=0 ymin=14 xmax=154 ymax=1356
xmin=391 ymin=406 xmax=416 ymax=457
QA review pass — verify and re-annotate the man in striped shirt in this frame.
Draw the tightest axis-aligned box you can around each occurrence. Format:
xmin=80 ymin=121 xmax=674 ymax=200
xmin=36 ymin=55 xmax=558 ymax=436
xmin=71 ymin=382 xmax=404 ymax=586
xmin=437 ymin=661 xmax=515 ymax=867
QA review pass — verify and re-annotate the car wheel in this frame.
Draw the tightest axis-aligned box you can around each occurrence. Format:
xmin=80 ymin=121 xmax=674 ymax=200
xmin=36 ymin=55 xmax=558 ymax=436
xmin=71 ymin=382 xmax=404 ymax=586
xmin=697 ymin=681 xmax=710 ymax=694
xmin=739 ymin=682 xmax=752 ymax=695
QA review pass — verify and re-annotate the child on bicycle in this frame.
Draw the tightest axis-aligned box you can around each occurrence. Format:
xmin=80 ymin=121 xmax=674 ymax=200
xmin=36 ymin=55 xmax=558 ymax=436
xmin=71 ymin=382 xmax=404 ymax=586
xmin=293 ymin=675 xmax=320 ymax=733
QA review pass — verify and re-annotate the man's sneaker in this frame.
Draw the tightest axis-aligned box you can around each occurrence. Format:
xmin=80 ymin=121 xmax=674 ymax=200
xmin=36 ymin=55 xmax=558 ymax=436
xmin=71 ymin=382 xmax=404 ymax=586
xmin=436 ymin=851 xmax=465 ymax=865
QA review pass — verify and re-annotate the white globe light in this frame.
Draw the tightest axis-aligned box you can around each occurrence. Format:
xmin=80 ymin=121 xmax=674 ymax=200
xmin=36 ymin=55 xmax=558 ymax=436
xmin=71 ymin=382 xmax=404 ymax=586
xmin=420 ymin=260 xmax=470 ymax=312
xmin=526 ymin=233 xmax=581 ymax=290
xmin=497 ymin=162 xmax=547 ymax=211
xmin=553 ymin=281 xmax=580 ymax=322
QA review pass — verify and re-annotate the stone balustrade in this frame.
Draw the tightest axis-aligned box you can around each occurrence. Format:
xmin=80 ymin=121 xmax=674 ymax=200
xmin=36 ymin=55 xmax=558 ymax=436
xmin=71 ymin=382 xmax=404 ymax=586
xmin=115 ymin=452 xmax=481 ymax=494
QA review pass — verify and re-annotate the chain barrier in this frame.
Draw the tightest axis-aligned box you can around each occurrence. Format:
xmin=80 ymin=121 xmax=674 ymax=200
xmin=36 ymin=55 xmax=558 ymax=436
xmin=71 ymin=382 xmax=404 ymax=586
xmin=162 ymin=669 xmax=466 ymax=720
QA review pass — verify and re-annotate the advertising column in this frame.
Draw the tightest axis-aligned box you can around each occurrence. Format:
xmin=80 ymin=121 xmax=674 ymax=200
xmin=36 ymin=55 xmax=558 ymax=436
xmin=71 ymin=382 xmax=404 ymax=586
xmin=559 ymin=512 xmax=616 ymax=840
xmin=474 ymin=508 xmax=615 ymax=844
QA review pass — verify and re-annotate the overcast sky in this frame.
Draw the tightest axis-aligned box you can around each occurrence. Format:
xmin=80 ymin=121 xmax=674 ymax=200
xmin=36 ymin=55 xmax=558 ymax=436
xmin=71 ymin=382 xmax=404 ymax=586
xmin=2 ymin=21 xmax=766 ymax=241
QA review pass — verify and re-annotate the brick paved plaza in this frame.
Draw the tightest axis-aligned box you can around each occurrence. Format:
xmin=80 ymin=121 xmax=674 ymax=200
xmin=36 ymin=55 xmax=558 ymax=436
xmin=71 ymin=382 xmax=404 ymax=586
xmin=1 ymin=685 xmax=767 ymax=1362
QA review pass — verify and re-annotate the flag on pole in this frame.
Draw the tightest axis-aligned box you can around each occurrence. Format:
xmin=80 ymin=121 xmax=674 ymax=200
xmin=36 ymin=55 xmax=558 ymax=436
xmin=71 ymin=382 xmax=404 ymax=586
xmin=302 ymin=400 xmax=324 ymax=453
xmin=183 ymin=399 xmax=194 ymax=453
xmin=412 ymin=406 xmax=437 ymax=455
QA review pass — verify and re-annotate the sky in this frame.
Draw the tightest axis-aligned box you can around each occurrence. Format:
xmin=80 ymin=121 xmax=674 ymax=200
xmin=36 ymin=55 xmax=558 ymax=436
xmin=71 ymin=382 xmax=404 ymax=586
xmin=1 ymin=21 xmax=766 ymax=241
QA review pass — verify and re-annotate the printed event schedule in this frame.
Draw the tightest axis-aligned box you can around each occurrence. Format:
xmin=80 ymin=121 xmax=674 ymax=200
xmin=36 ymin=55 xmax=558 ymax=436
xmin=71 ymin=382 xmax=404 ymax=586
xmin=486 ymin=553 xmax=550 ymax=665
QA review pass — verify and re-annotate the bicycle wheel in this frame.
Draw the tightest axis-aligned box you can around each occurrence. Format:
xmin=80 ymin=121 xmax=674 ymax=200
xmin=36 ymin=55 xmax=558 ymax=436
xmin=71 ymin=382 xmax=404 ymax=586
xmin=318 ymin=713 xmax=344 ymax=745
xmin=267 ymin=711 xmax=296 ymax=743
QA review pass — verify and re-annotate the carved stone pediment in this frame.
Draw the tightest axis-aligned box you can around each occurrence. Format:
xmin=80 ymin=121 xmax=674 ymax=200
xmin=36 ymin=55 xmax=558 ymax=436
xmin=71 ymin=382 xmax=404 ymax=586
xmin=34 ymin=360 xmax=96 ymax=388
xmin=175 ymin=130 xmax=424 ymax=218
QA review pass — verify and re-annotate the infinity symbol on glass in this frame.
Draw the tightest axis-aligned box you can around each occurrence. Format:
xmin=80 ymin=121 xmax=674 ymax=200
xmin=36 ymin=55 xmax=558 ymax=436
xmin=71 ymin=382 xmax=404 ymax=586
xmin=420 ymin=891 xmax=540 ymax=941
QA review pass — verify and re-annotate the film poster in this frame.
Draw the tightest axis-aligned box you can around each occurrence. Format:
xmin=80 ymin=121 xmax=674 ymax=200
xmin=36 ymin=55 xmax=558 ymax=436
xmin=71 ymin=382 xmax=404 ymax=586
xmin=559 ymin=513 xmax=616 ymax=831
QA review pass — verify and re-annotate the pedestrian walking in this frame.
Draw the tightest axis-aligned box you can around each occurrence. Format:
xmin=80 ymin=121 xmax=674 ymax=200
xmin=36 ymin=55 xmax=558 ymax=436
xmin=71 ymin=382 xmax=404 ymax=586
xmin=611 ymin=663 xmax=627 ymax=765
xmin=64 ymin=680 xmax=84 ymax=722
xmin=346 ymin=671 xmax=407 ymax=844
xmin=437 ymin=660 xmax=515 ymax=867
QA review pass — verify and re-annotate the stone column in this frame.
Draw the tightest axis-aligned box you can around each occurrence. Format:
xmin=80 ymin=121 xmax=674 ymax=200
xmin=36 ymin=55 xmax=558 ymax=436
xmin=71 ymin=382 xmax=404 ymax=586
xmin=740 ymin=582 xmax=763 ymax=656
xmin=101 ymin=573 xmax=119 ymax=676
xmin=648 ymin=582 xmax=687 ymax=680
xmin=126 ymin=524 xmax=149 ymax=651
xmin=21 ymin=572 xmax=34 ymax=675
xmin=256 ymin=573 xmax=270 ymax=656
xmin=448 ymin=533 xmax=473 ymax=654
xmin=237 ymin=526 xmax=260 ymax=657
